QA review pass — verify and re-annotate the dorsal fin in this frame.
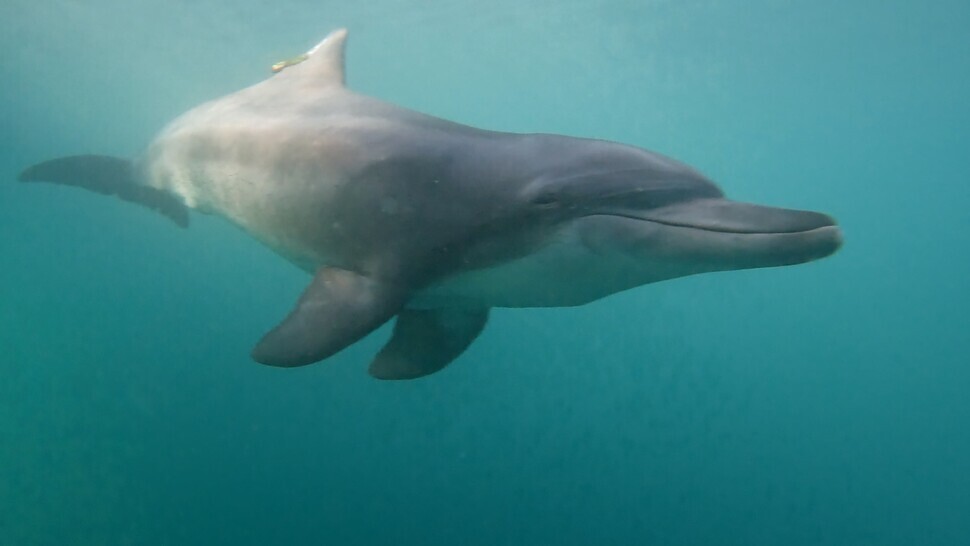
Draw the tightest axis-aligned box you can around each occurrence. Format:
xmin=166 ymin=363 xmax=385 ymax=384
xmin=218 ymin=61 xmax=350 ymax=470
xmin=293 ymin=28 xmax=348 ymax=87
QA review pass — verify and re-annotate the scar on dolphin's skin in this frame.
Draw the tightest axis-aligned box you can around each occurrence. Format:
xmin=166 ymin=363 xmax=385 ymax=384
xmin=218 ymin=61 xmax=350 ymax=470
xmin=17 ymin=29 xmax=842 ymax=380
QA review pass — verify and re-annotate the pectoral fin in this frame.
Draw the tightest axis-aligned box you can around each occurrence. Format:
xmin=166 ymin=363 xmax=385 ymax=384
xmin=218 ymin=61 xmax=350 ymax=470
xmin=252 ymin=267 xmax=406 ymax=367
xmin=369 ymin=307 xmax=490 ymax=380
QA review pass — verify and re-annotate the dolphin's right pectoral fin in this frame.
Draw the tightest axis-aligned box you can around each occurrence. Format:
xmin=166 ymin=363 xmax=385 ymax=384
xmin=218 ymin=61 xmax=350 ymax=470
xmin=252 ymin=267 xmax=406 ymax=367
xmin=369 ymin=307 xmax=490 ymax=380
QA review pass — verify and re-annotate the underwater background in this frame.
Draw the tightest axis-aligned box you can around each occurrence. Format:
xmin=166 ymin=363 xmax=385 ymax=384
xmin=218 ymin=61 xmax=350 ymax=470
xmin=1 ymin=0 xmax=968 ymax=544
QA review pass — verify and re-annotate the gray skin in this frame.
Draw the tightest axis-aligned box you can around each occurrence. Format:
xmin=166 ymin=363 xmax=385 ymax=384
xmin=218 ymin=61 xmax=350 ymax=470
xmin=18 ymin=29 xmax=842 ymax=379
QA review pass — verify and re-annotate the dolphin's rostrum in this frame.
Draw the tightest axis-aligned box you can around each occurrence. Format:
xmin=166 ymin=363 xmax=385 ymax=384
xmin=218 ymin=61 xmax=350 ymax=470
xmin=18 ymin=29 xmax=842 ymax=379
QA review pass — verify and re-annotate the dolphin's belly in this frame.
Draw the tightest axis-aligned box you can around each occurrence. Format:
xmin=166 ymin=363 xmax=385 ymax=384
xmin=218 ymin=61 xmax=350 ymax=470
xmin=410 ymin=223 xmax=642 ymax=309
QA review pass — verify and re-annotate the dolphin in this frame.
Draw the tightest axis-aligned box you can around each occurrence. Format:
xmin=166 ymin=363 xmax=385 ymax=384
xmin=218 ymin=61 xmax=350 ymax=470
xmin=17 ymin=29 xmax=842 ymax=379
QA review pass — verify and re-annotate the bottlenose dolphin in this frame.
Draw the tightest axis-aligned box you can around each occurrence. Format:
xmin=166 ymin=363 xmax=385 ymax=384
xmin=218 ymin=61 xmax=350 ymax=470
xmin=18 ymin=29 xmax=842 ymax=379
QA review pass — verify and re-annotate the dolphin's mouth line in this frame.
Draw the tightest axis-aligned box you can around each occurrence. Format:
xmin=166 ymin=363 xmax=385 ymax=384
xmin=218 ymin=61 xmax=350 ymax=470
xmin=595 ymin=213 xmax=836 ymax=236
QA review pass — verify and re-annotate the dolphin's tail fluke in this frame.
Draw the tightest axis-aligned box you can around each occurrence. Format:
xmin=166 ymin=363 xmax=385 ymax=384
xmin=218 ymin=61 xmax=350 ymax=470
xmin=18 ymin=155 xmax=189 ymax=227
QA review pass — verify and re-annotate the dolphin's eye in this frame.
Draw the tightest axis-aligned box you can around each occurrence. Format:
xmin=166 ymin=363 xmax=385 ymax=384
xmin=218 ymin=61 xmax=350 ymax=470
xmin=531 ymin=192 xmax=560 ymax=208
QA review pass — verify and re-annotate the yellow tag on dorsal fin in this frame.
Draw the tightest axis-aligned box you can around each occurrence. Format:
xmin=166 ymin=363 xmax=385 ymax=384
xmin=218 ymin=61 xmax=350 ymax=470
xmin=271 ymin=54 xmax=309 ymax=73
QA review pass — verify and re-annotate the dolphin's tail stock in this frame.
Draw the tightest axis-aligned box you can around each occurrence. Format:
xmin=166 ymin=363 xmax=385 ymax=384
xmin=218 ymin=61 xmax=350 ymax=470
xmin=18 ymin=155 xmax=189 ymax=227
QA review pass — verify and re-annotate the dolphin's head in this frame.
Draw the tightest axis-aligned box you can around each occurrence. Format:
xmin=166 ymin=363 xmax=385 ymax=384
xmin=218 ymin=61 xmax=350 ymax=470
xmin=484 ymin=136 xmax=843 ymax=305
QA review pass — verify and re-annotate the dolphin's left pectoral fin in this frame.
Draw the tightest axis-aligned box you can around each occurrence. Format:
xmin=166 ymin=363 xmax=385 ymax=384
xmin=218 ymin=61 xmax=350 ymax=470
xmin=369 ymin=307 xmax=490 ymax=380
xmin=252 ymin=267 xmax=406 ymax=367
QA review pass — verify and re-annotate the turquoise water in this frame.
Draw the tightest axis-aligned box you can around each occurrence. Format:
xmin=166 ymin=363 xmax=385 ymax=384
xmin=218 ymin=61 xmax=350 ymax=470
xmin=1 ymin=0 xmax=968 ymax=544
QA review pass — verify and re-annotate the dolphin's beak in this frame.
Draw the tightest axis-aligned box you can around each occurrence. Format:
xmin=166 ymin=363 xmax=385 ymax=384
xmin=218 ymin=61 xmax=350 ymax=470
xmin=639 ymin=198 xmax=838 ymax=235
xmin=592 ymin=197 xmax=843 ymax=271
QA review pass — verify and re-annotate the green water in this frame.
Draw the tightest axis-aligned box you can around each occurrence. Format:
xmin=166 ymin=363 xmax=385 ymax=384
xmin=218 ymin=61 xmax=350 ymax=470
xmin=1 ymin=1 xmax=968 ymax=544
